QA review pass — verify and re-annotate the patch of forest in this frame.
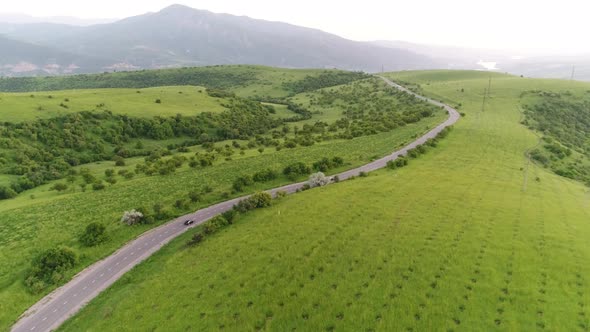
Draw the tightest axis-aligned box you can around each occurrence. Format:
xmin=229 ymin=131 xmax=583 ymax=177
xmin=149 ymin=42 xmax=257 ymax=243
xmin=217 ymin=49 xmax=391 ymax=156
xmin=0 ymin=66 xmax=258 ymax=92
xmin=0 ymin=97 xmax=280 ymax=198
xmin=282 ymin=71 xmax=370 ymax=94
xmin=521 ymin=90 xmax=590 ymax=185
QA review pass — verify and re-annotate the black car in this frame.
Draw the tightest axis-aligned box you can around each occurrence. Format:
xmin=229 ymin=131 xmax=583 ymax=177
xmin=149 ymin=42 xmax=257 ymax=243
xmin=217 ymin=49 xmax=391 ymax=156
xmin=184 ymin=219 xmax=194 ymax=226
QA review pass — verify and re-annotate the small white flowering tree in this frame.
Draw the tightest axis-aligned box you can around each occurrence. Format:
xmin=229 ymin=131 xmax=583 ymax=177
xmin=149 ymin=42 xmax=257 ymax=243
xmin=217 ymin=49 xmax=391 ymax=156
xmin=308 ymin=172 xmax=330 ymax=188
xmin=121 ymin=209 xmax=144 ymax=225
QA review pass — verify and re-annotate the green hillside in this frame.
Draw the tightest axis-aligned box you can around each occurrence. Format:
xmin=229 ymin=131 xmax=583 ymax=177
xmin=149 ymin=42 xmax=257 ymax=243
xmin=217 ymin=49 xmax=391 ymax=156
xmin=0 ymin=69 xmax=443 ymax=330
xmin=0 ymin=86 xmax=227 ymax=122
xmin=59 ymin=71 xmax=590 ymax=331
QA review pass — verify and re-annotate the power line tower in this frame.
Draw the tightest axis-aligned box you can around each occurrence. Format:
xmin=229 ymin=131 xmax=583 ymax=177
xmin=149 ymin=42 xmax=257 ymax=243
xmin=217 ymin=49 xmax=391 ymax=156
xmin=481 ymin=88 xmax=487 ymax=112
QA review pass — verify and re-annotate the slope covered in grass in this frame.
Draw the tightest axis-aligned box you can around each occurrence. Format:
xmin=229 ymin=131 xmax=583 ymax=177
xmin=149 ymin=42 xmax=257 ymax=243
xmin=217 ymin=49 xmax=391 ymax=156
xmin=0 ymin=86 xmax=227 ymax=123
xmin=0 ymin=72 xmax=444 ymax=330
xmin=60 ymin=71 xmax=590 ymax=331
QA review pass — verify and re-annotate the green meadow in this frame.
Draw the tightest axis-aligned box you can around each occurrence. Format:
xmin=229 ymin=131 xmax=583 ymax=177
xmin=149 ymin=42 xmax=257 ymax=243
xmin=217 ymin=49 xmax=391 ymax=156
xmin=0 ymin=70 xmax=442 ymax=330
xmin=0 ymin=86 xmax=227 ymax=122
xmin=59 ymin=71 xmax=590 ymax=331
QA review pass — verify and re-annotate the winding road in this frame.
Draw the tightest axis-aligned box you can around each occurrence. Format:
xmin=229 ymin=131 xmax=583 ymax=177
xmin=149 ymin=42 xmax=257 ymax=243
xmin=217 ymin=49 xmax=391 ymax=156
xmin=11 ymin=77 xmax=460 ymax=332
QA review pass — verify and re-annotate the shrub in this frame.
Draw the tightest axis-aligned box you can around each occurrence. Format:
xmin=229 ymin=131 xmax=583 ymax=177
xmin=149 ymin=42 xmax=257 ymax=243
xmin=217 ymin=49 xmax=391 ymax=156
xmin=25 ymin=247 xmax=78 ymax=293
xmin=121 ymin=209 xmax=144 ymax=225
xmin=248 ymin=192 xmax=272 ymax=208
xmin=175 ymin=199 xmax=188 ymax=209
xmin=114 ymin=156 xmax=126 ymax=166
xmin=359 ymin=171 xmax=368 ymax=177
xmin=275 ymin=190 xmax=287 ymax=198
xmin=395 ymin=157 xmax=409 ymax=167
xmin=253 ymin=169 xmax=279 ymax=182
xmin=233 ymin=175 xmax=254 ymax=192
xmin=416 ymin=144 xmax=427 ymax=154
xmin=0 ymin=186 xmax=18 ymax=199
xmin=92 ymin=182 xmax=106 ymax=190
xmin=308 ymin=172 xmax=330 ymax=188
xmin=425 ymin=138 xmax=438 ymax=147
xmin=155 ymin=99 xmax=161 ymax=104
xmin=386 ymin=160 xmax=397 ymax=169
xmin=187 ymin=232 xmax=204 ymax=246
xmin=50 ymin=183 xmax=68 ymax=192
xmin=312 ymin=156 xmax=344 ymax=172
xmin=407 ymin=148 xmax=420 ymax=158
xmin=80 ymin=222 xmax=109 ymax=246
xmin=283 ymin=162 xmax=311 ymax=181
xmin=203 ymin=220 xmax=219 ymax=234
xmin=188 ymin=191 xmax=201 ymax=202
xmin=221 ymin=209 xmax=238 ymax=224
xmin=234 ymin=192 xmax=272 ymax=212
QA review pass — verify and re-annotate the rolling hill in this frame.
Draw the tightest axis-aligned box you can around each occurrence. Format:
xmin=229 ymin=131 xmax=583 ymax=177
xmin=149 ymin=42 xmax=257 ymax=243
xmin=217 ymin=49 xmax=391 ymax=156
xmin=58 ymin=71 xmax=590 ymax=331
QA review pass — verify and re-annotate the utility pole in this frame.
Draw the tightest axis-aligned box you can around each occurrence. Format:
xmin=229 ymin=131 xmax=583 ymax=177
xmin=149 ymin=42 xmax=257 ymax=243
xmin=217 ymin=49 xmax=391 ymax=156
xmin=381 ymin=64 xmax=384 ymax=74
xmin=571 ymin=65 xmax=576 ymax=81
xmin=487 ymin=76 xmax=492 ymax=96
xmin=481 ymin=88 xmax=487 ymax=112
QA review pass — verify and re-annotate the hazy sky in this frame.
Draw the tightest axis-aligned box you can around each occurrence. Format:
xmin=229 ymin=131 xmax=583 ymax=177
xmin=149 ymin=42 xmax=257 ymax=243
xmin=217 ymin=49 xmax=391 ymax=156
xmin=1 ymin=0 xmax=589 ymax=54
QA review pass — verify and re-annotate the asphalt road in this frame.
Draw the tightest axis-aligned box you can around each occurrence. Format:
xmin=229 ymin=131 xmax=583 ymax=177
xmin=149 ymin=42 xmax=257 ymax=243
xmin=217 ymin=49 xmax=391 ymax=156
xmin=11 ymin=76 xmax=460 ymax=332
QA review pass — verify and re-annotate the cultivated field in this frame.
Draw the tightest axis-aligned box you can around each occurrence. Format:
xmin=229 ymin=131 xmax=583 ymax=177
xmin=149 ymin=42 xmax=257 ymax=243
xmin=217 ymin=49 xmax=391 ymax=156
xmin=60 ymin=71 xmax=590 ymax=331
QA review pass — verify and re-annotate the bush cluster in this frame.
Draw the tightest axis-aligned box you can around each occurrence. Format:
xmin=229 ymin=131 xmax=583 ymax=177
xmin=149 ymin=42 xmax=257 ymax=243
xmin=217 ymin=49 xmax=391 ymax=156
xmin=25 ymin=247 xmax=78 ymax=294
xmin=79 ymin=222 xmax=109 ymax=247
xmin=188 ymin=192 xmax=272 ymax=246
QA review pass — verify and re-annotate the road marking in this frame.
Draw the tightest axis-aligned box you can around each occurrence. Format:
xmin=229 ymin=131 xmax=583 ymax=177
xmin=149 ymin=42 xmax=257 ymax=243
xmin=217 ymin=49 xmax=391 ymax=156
xmin=151 ymin=238 xmax=155 ymax=242
xmin=116 ymin=262 xmax=120 ymax=265
xmin=100 ymin=273 xmax=104 ymax=277
xmin=42 ymin=317 xmax=47 ymax=321
xmin=30 ymin=327 xmax=35 ymax=331
xmin=53 ymin=309 xmax=57 ymax=313
xmin=73 ymin=293 xmax=77 ymax=297
xmin=92 ymin=280 xmax=96 ymax=284
xmin=63 ymin=301 xmax=68 ymax=305
xmin=123 ymin=256 xmax=127 ymax=260
xmin=108 ymin=268 xmax=112 ymax=271
xmin=130 ymin=252 xmax=134 ymax=256
xmin=83 ymin=286 xmax=87 ymax=290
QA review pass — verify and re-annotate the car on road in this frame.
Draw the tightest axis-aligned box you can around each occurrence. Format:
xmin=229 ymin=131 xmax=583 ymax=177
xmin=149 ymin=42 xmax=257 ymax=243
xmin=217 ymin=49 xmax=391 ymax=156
xmin=184 ymin=219 xmax=194 ymax=225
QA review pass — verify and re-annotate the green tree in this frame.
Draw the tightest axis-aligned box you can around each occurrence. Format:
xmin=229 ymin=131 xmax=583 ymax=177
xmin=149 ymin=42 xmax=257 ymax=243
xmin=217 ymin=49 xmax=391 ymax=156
xmin=80 ymin=223 xmax=109 ymax=247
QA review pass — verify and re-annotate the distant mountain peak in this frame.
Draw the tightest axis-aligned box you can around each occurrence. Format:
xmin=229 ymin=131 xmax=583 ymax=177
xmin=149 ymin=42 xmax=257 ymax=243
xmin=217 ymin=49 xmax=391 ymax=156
xmin=0 ymin=4 xmax=440 ymax=76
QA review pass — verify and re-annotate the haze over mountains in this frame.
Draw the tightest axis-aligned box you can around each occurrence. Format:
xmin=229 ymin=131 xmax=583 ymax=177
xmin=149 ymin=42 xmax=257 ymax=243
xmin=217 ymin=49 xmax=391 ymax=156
xmin=0 ymin=4 xmax=439 ymax=76
xmin=0 ymin=4 xmax=588 ymax=80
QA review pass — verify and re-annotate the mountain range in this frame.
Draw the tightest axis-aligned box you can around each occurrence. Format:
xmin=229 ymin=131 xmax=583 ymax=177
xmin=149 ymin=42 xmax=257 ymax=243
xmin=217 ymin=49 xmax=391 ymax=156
xmin=1 ymin=4 xmax=588 ymax=80
xmin=0 ymin=5 xmax=440 ymax=76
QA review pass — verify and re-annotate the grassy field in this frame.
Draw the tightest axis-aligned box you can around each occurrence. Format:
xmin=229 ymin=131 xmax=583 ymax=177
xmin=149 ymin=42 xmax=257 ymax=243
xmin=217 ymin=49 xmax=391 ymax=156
xmin=0 ymin=86 xmax=228 ymax=122
xmin=0 ymin=102 xmax=443 ymax=330
xmin=59 ymin=71 xmax=590 ymax=331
